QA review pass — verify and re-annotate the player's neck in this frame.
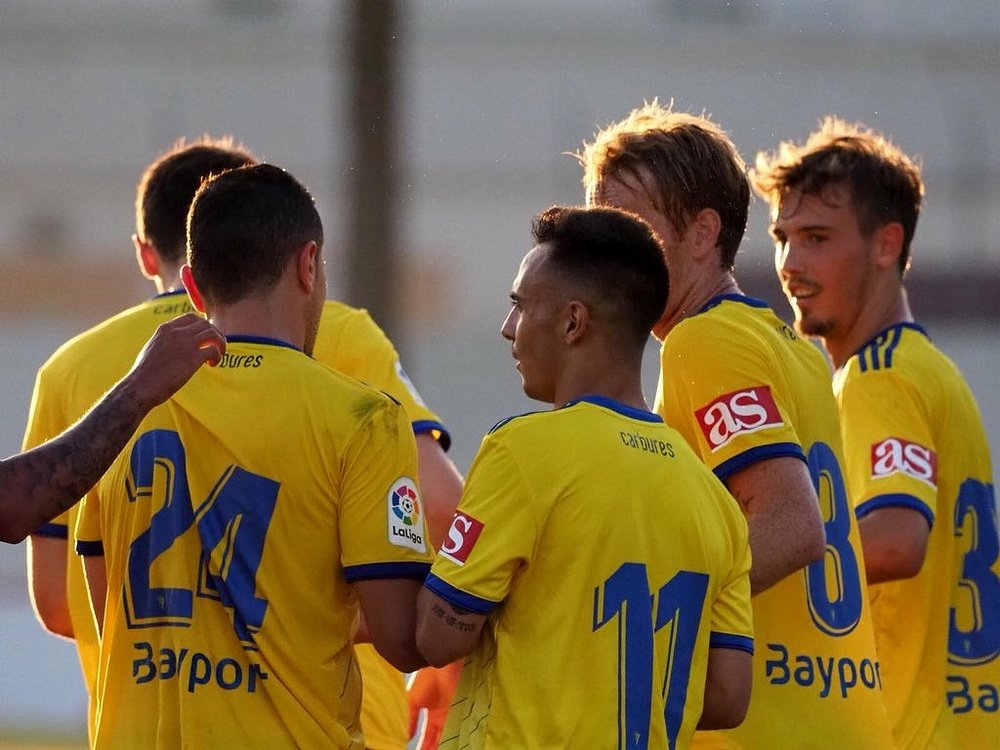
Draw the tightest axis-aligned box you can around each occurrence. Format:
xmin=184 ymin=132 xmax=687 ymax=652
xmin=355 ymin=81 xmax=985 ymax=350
xmin=554 ymin=352 xmax=648 ymax=413
xmin=207 ymin=297 xmax=309 ymax=351
xmin=152 ymin=266 xmax=184 ymax=295
xmin=652 ymin=271 xmax=740 ymax=340
xmin=825 ymin=286 xmax=913 ymax=370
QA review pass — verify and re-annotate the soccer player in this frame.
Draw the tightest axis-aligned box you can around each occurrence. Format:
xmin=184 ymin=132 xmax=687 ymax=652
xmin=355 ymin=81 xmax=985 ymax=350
xmin=77 ymin=163 xmax=432 ymax=748
xmin=1 ymin=314 xmax=223 ymax=543
xmin=581 ymin=102 xmax=894 ymax=748
xmin=754 ymin=117 xmax=998 ymax=749
xmin=23 ymin=137 xmax=462 ymax=748
xmin=416 ymin=206 xmax=754 ymax=749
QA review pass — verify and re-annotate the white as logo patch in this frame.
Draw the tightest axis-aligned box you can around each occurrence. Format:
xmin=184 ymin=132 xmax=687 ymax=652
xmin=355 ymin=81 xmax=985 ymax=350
xmin=387 ymin=476 xmax=426 ymax=553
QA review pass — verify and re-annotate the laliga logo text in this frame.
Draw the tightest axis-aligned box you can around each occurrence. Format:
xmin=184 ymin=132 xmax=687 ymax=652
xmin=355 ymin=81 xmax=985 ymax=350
xmin=440 ymin=512 xmax=485 ymax=567
xmin=695 ymin=386 xmax=783 ymax=452
xmin=870 ymin=437 xmax=937 ymax=487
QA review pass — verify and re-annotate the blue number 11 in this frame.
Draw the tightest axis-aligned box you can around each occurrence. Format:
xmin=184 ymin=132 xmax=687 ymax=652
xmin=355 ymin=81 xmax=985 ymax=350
xmin=593 ymin=563 xmax=708 ymax=750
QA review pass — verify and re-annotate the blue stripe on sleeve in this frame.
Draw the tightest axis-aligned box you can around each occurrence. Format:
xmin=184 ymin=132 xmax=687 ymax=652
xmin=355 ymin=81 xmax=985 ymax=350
xmin=423 ymin=573 xmax=500 ymax=615
xmin=76 ymin=540 xmax=104 ymax=557
xmin=343 ymin=561 xmax=432 ymax=583
xmin=856 ymin=493 xmax=934 ymax=529
xmin=713 ymin=443 xmax=806 ymax=482
xmin=412 ymin=420 xmax=452 ymax=452
xmin=709 ymin=632 xmax=754 ymax=654
xmin=32 ymin=523 xmax=68 ymax=539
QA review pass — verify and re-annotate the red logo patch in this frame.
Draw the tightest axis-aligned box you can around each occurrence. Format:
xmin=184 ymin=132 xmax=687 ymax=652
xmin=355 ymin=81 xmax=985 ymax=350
xmin=870 ymin=437 xmax=937 ymax=487
xmin=440 ymin=512 xmax=485 ymax=566
xmin=694 ymin=386 xmax=784 ymax=452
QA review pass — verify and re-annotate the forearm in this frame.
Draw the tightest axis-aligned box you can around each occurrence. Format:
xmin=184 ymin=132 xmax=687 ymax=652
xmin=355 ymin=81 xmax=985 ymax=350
xmin=0 ymin=374 xmax=150 ymax=544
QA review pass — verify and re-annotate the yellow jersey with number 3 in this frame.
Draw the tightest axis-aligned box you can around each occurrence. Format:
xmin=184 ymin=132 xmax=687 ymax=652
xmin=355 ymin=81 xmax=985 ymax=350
xmin=427 ymin=397 xmax=753 ymax=750
xmin=76 ymin=338 xmax=433 ymax=749
xmin=835 ymin=322 xmax=998 ymax=750
xmin=656 ymin=295 xmax=894 ymax=749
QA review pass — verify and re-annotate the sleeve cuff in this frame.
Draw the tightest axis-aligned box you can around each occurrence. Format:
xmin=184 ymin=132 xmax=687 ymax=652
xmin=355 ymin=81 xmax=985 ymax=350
xmin=423 ymin=573 xmax=499 ymax=615
xmin=856 ymin=493 xmax=934 ymax=529
xmin=709 ymin=631 xmax=754 ymax=655
xmin=412 ymin=420 xmax=452 ymax=452
xmin=713 ymin=442 xmax=806 ymax=481
xmin=76 ymin=540 xmax=104 ymax=557
xmin=343 ymin=561 xmax=432 ymax=583
xmin=32 ymin=522 xmax=68 ymax=539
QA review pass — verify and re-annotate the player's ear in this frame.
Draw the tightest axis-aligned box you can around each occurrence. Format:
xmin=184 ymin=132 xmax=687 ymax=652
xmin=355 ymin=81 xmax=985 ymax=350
xmin=296 ymin=241 xmax=320 ymax=293
xmin=689 ymin=207 xmax=722 ymax=261
xmin=564 ymin=300 xmax=590 ymax=345
xmin=873 ymin=222 xmax=904 ymax=273
xmin=133 ymin=234 xmax=160 ymax=281
xmin=181 ymin=264 xmax=207 ymax=313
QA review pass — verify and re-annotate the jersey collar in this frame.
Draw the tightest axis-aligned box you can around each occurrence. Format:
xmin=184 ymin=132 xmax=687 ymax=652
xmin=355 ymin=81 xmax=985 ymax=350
xmin=854 ymin=321 xmax=930 ymax=357
xmin=697 ymin=293 xmax=770 ymax=316
xmin=563 ymin=395 xmax=663 ymax=423
xmin=226 ymin=335 xmax=302 ymax=352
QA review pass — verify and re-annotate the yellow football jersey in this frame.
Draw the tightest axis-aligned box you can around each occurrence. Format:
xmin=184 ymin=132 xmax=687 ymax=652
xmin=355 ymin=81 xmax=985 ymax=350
xmin=23 ymin=293 xmax=448 ymax=747
xmin=76 ymin=338 xmax=433 ymax=749
xmin=835 ymin=322 xmax=998 ymax=749
xmin=657 ymin=295 xmax=894 ymax=749
xmin=427 ymin=397 xmax=753 ymax=750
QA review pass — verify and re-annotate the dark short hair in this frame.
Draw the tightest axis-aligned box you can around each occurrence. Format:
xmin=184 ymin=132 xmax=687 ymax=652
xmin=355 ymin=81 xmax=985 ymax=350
xmin=187 ymin=164 xmax=324 ymax=306
xmin=532 ymin=205 xmax=668 ymax=348
xmin=580 ymin=101 xmax=749 ymax=270
xmin=752 ymin=117 xmax=923 ymax=274
xmin=135 ymin=136 xmax=258 ymax=265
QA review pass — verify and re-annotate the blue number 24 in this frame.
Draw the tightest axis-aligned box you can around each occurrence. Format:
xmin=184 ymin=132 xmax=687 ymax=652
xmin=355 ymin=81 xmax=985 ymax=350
xmin=123 ymin=429 xmax=279 ymax=646
xmin=593 ymin=563 xmax=708 ymax=750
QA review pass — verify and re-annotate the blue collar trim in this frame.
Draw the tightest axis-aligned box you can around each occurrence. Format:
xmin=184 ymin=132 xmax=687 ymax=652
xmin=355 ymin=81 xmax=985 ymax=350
xmin=698 ymin=293 xmax=770 ymax=315
xmin=226 ymin=335 xmax=302 ymax=352
xmin=563 ymin=395 xmax=662 ymax=423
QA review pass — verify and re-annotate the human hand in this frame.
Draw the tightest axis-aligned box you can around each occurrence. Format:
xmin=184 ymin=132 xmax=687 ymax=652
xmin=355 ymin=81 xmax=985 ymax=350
xmin=407 ymin=661 xmax=462 ymax=750
xmin=124 ymin=313 xmax=226 ymax=409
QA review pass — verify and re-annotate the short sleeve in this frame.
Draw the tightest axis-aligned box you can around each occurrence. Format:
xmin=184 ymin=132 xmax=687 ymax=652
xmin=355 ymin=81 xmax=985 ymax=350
xmin=340 ymin=397 xmax=434 ymax=582
xmin=75 ymin=485 xmax=104 ymax=558
xmin=423 ymin=435 xmax=537 ymax=614
xmin=837 ymin=369 xmax=937 ymax=527
xmin=657 ymin=320 xmax=804 ymax=480
xmin=708 ymin=524 xmax=754 ymax=653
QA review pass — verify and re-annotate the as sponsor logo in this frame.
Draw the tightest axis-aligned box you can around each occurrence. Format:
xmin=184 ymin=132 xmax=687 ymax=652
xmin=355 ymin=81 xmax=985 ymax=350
xmin=440 ymin=512 xmax=484 ymax=566
xmin=870 ymin=437 xmax=937 ymax=487
xmin=387 ymin=477 xmax=426 ymax=553
xmin=695 ymin=386 xmax=783 ymax=451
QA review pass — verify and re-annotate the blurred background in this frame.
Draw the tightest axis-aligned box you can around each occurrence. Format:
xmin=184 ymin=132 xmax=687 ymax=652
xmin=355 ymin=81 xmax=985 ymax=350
xmin=1 ymin=0 xmax=998 ymax=745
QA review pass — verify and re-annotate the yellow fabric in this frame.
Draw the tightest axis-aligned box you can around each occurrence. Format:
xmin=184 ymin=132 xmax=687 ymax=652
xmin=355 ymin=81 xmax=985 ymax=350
xmin=657 ymin=295 xmax=893 ymax=749
xmin=23 ymin=294 xmax=445 ymax=747
xmin=76 ymin=340 xmax=432 ymax=748
xmin=429 ymin=398 xmax=752 ymax=749
xmin=835 ymin=323 xmax=998 ymax=749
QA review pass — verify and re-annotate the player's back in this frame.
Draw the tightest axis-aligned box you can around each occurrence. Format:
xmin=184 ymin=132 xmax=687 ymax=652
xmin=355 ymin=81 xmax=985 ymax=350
xmin=657 ymin=295 xmax=893 ymax=749
xmin=835 ymin=323 xmax=998 ymax=749
xmin=433 ymin=397 xmax=752 ymax=750
xmin=77 ymin=337 xmax=430 ymax=749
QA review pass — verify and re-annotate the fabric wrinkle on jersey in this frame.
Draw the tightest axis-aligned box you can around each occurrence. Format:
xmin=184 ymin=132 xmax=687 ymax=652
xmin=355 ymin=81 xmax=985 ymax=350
xmin=656 ymin=294 xmax=895 ymax=750
xmin=835 ymin=322 xmax=997 ymax=750
xmin=427 ymin=396 xmax=753 ymax=750
xmin=23 ymin=291 xmax=449 ymax=748
xmin=75 ymin=338 xmax=433 ymax=749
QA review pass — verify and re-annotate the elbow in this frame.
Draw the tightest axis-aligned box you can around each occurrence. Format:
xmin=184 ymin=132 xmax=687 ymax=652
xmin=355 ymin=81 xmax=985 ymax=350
xmin=32 ymin=603 xmax=74 ymax=639
xmin=374 ymin=636 xmax=427 ymax=674
xmin=415 ymin=624 xmax=462 ymax=668
xmin=699 ymin=696 xmax=750 ymax=730
xmin=803 ymin=526 xmax=827 ymax=567
xmin=1 ymin=521 xmax=32 ymax=545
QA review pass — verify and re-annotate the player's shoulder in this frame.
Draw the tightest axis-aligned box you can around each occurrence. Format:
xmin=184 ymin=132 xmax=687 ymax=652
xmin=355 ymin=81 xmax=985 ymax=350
xmin=841 ymin=322 xmax=952 ymax=389
xmin=667 ymin=294 xmax=777 ymax=354
xmin=319 ymin=299 xmax=383 ymax=335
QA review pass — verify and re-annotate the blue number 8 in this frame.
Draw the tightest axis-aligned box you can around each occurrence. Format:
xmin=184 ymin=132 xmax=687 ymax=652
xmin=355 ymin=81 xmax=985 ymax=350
xmin=805 ymin=442 xmax=863 ymax=637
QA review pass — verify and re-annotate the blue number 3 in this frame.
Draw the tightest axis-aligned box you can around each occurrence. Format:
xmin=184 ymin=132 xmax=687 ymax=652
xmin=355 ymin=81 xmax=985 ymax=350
xmin=123 ymin=429 xmax=279 ymax=646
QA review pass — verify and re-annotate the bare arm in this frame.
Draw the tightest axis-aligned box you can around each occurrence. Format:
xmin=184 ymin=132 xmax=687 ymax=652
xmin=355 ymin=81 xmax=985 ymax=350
xmin=857 ymin=506 xmax=930 ymax=584
xmin=0 ymin=315 xmax=224 ymax=544
xmin=415 ymin=587 xmax=487 ymax=667
xmin=698 ymin=646 xmax=753 ymax=730
xmin=26 ymin=536 xmax=72 ymax=638
xmin=726 ymin=456 xmax=825 ymax=596
xmin=82 ymin=554 xmax=107 ymax=637
xmin=353 ymin=578 xmax=428 ymax=673
xmin=415 ymin=434 xmax=464 ymax=551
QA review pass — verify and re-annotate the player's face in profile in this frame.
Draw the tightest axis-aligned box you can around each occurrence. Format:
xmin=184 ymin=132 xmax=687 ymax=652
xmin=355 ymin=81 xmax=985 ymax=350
xmin=501 ymin=246 xmax=565 ymax=404
xmin=590 ymin=172 xmax=679 ymax=333
xmin=771 ymin=185 xmax=876 ymax=340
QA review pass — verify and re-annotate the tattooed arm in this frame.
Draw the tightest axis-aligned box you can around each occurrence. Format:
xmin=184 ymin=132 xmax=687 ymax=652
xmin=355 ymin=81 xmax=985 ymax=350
xmin=1 ymin=314 xmax=224 ymax=543
xmin=415 ymin=587 xmax=488 ymax=667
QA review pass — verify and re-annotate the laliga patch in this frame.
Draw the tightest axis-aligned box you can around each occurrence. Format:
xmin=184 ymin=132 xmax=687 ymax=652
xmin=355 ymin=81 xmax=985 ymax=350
xmin=395 ymin=361 xmax=428 ymax=408
xmin=695 ymin=385 xmax=783 ymax=452
xmin=440 ymin=512 xmax=485 ymax=566
xmin=387 ymin=477 xmax=426 ymax=553
xmin=870 ymin=437 xmax=937 ymax=488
